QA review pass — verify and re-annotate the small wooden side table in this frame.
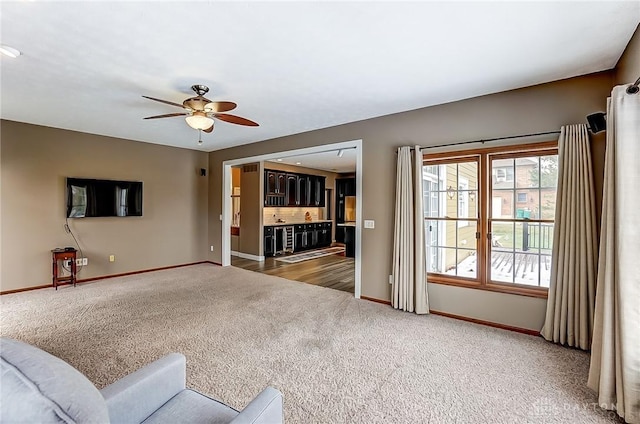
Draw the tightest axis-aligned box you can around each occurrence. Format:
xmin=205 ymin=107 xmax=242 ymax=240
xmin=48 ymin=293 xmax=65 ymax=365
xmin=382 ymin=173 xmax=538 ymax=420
xmin=51 ymin=248 xmax=77 ymax=290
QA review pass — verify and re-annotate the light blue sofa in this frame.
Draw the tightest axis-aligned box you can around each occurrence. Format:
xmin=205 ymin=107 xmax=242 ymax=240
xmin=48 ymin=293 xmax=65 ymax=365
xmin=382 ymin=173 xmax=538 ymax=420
xmin=0 ymin=337 xmax=283 ymax=423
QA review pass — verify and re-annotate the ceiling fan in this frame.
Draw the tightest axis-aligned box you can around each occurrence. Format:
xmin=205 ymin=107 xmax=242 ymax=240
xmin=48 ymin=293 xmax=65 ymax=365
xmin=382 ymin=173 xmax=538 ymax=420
xmin=142 ymin=85 xmax=258 ymax=136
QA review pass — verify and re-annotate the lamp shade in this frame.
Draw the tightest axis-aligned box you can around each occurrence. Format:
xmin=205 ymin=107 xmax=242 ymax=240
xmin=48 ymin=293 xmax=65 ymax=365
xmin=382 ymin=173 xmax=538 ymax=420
xmin=185 ymin=112 xmax=214 ymax=130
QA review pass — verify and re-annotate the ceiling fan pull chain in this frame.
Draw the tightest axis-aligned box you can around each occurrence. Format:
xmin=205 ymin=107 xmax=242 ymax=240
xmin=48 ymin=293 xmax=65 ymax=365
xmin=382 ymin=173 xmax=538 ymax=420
xmin=198 ymin=129 xmax=203 ymax=146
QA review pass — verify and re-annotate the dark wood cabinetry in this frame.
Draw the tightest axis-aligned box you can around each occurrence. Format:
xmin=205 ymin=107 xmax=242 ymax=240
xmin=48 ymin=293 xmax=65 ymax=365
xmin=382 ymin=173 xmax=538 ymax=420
xmin=294 ymin=224 xmax=309 ymax=250
xmin=335 ymin=225 xmax=355 ymax=257
xmin=264 ymin=169 xmax=326 ymax=207
xmin=265 ymin=222 xmax=333 ymax=256
xmin=344 ymin=226 xmax=355 ymax=257
xmin=265 ymin=171 xmax=287 ymax=206
xmin=317 ymin=222 xmax=332 ymax=246
xmin=264 ymin=225 xmax=295 ymax=257
xmin=286 ymin=175 xmax=298 ymax=205
xmin=307 ymin=176 xmax=325 ymax=207
xmin=293 ymin=222 xmax=332 ymax=252
xmin=297 ymin=176 xmax=308 ymax=206
xmin=264 ymin=226 xmax=275 ymax=257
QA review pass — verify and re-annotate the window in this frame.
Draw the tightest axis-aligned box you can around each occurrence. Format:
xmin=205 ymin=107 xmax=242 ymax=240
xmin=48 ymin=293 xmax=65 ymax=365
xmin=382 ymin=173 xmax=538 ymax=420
xmin=423 ymin=159 xmax=479 ymax=279
xmin=494 ymin=166 xmax=514 ymax=183
xmin=423 ymin=142 xmax=557 ymax=297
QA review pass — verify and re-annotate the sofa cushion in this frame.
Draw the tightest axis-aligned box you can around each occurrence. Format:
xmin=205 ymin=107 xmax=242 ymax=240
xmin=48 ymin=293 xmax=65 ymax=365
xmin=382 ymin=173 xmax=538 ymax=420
xmin=0 ymin=338 xmax=109 ymax=423
xmin=142 ymin=389 xmax=238 ymax=424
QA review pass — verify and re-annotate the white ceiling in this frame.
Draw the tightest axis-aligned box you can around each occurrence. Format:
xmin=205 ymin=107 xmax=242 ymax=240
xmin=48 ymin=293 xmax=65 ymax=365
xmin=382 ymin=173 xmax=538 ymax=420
xmin=1 ymin=2 xmax=638 ymax=153
xmin=267 ymin=148 xmax=357 ymax=173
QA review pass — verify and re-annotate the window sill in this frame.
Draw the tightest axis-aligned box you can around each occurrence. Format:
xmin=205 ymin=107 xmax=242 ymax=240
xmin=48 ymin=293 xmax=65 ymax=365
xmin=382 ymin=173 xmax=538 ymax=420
xmin=427 ymin=274 xmax=548 ymax=299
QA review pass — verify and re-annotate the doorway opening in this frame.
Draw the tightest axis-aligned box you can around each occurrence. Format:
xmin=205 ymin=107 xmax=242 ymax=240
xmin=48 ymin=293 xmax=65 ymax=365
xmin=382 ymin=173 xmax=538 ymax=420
xmin=221 ymin=140 xmax=362 ymax=298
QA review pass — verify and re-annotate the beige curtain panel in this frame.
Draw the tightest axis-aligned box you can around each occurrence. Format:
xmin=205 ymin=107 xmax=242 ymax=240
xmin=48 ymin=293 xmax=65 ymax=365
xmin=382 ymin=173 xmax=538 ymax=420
xmin=588 ymin=85 xmax=640 ymax=424
xmin=392 ymin=146 xmax=429 ymax=314
xmin=541 ymin=124 xmax=597 ymax=350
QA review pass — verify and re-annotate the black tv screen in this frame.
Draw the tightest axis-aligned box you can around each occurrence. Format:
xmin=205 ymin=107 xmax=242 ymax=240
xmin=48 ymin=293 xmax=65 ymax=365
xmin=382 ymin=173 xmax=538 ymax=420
xmin=66 ymin=178 xmax=143 ymax=218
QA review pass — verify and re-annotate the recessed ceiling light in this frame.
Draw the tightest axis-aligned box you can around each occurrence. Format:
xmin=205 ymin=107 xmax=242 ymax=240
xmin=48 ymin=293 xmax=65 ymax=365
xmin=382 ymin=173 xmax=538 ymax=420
xmin=276 ymin=158 xmax=283 ymax=162
xmin=0 ymin=45 xmax=21 ymax=58
xmin=296 ymin=162 xmax=301 ymax=165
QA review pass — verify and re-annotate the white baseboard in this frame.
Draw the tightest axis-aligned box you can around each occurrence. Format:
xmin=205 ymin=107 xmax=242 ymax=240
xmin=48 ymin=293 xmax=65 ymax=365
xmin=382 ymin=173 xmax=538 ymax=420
xmin=231 ymin=251 xmax=265 ymax=262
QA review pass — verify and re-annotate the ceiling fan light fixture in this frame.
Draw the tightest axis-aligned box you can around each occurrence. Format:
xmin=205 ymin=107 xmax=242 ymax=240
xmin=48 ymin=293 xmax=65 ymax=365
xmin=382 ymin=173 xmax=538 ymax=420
xmin=185 ymin=112 xmax=213 ymax=130
xmin=0 ymin=45 xmax=21 ymax=58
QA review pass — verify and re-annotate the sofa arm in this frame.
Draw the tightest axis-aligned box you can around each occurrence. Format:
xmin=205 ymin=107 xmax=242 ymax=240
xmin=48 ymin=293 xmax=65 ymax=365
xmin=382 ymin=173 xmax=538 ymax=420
xmin=100 ymin=353 xmax=186 ymax=424
xmin=230 ymin=387 xmax=283 ymax=424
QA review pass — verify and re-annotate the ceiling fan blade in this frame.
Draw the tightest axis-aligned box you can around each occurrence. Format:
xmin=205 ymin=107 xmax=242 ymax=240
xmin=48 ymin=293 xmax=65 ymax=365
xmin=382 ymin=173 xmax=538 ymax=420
xmin=205 ymin=101 xmax=237 ymax=113
xmin=142 ymin=95 xmax=186 ymax=109
xmin=143 ymin=112 xmax=187 ymax=120
xmin=214 ymin=113 xmax=259 ymax=126
xmin=203 ymin=122 xmax=214 ymax=133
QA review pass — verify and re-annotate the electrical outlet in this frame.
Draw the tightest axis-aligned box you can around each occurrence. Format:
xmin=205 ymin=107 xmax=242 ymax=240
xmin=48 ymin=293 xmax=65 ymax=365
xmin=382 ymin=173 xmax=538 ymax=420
xmin=389 ymin=275 xmax=393 ymax=285
xmin=63 ymin=259 xmax=71 ymax=267
xmin=210 ymin=246 xmax=214 ymax=252
xmin=109 ymin=255 xmax=115 ymax=262
xmin=75 ymin=258 xmax=82 ymax=266
xmin=82 ymin=257 xmax=88 ymax=266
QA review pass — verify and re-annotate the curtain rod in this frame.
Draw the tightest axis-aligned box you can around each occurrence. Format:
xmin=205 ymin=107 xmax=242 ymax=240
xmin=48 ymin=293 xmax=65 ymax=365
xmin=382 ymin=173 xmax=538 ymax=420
xmin=627 ymin=76 xmax=640 ymax=94
xmin=419 ymin=130 xmax=561 ymax=150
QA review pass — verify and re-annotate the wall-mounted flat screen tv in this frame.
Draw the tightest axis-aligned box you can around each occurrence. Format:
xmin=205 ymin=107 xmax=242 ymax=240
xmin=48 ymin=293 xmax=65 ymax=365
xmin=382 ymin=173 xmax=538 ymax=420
xmin=66 ymin=178 xmax=143 ymax=218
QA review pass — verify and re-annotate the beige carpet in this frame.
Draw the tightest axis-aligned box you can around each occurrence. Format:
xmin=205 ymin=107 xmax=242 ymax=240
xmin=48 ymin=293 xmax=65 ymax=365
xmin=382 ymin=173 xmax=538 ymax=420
xmin=0 ymin=264 xmax=617 ymax=423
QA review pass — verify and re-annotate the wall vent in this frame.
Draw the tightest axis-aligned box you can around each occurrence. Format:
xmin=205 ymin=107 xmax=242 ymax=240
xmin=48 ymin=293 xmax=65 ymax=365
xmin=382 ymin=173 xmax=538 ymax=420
xmin=242 ymin=164 xmax=258 ymax=173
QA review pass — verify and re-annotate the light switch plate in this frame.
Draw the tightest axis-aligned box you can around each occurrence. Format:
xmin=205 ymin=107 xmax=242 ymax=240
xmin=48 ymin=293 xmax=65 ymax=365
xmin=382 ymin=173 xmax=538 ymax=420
xmin=364 ymin=220 xmax=375 ymax=229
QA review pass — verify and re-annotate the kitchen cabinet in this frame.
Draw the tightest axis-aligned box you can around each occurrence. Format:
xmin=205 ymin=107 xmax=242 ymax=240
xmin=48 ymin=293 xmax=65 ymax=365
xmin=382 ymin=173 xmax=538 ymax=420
xmin=306 ymin=176 xmax=316 ymax=207
xmin=265 ymin=171 xmax=286 ymax=206
xmin=297 ymin=176 xmax=308 ymax=207
xmin=264 ymin=226 xmax=275 ymax=257
xmin=344 ymin=226 xmax=355 ymax=257
xmin=264 ymin=225 xmax=294 ymax=257
xmin=335 ymin=225 xmax=354 ymax=257
xmin=317 ymin=222 xmax=332 ymax=246
xmin=294 ymin=224 xmax=309 ymax=251
xmin=293 ymin=222 xmax=332 ymax=252
xmin=265 ymin=171 xmax=286 ymax=195
xmin=264 ymin=169 xmax=326 ymax=208
xmin=307 ymin=176 xmax=325 ymax=207
xmin=286 ymin=174 xmax=298 ymax=205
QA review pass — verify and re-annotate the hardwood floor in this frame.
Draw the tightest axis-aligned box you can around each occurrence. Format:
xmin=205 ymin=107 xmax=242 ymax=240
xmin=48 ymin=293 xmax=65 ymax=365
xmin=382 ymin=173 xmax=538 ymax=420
xmin=231 ymin=253 xmax=355 ymax=293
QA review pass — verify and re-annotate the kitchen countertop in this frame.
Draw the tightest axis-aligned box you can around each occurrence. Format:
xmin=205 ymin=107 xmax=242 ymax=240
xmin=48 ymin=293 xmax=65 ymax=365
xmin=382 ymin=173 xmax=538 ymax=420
xmin=264 ymin=220 xmax=332 ymax=227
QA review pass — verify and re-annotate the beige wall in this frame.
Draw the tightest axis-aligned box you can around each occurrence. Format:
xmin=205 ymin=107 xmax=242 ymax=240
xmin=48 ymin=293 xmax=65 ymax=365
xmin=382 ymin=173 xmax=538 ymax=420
xmin=237 ymin=163 xmax=262 ymax=256
xmin=0 ymin=120 xmax=209 ymax=292
xmin=208 ymin=71 xmax=614 ymax=331
xmin=616 ymin=24 xmax=640 ymax=85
